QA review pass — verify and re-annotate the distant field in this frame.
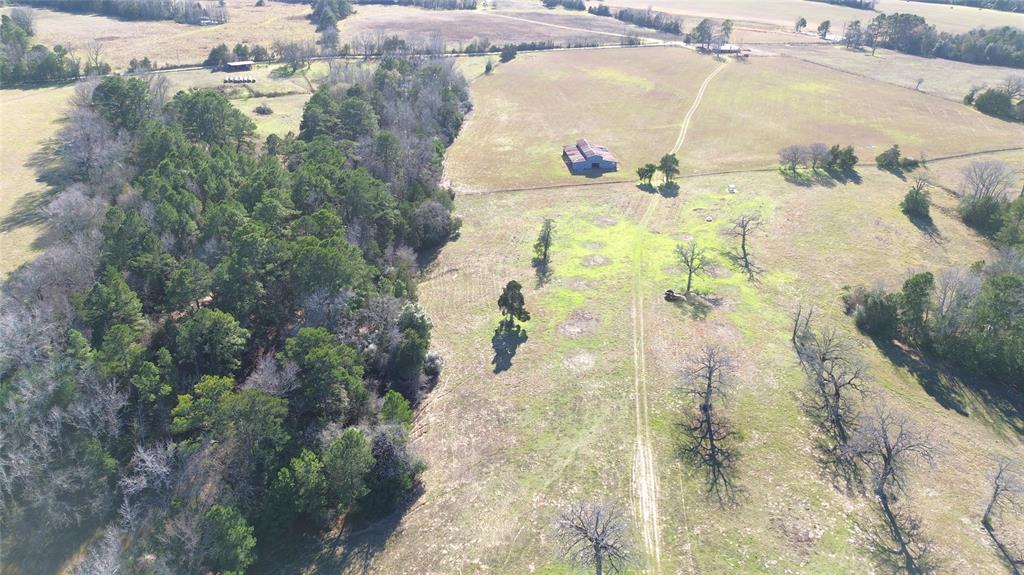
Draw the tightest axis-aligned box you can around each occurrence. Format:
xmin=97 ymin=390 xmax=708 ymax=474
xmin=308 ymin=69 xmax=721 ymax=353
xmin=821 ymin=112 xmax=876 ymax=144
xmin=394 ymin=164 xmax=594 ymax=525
xmin=444 ymin=47 xmax=721 ymax=191
xmin=773 ymin=44 xmax=1024 ymax=102
xmin=446 ymin=46 xmax=1024 ymax=191
xmin=348 ymin=46 xmax=1024 ymax=574
xmin=0 ymin=84 xmax=75 ymax=278
xmin=339 ymin=5 xmax=680 ymax=49
xmin=8 ymin=0 xmax=317 ymax=70
xmin=604 ymin=0 xmax=1024 ymax=35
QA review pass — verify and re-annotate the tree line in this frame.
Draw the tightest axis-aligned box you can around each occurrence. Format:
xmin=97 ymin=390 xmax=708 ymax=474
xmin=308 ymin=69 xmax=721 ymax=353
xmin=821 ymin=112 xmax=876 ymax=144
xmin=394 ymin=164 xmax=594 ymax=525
xmin=17 ymin=0 xmax=228 ymax=24
xmin=901 ymin=0 xmax=1024 ymax=13
xmin=587 ymin=5 xmax=683 ymax=35
xmin=0 ymin=55 xmax=470 ymax=573
xmin=841 ymin=13 xmax=1024 ymax=69
xmin=354 ymin=0 xmax=478 ymax=8
xmin=965 ymin=75 xmax=1024 ymax=122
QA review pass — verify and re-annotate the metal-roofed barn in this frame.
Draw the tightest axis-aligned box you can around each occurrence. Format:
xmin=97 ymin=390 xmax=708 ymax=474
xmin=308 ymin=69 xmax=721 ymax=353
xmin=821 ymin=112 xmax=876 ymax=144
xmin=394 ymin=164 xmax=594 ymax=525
xmin=563 ymin=138 xmax=618 ymax=173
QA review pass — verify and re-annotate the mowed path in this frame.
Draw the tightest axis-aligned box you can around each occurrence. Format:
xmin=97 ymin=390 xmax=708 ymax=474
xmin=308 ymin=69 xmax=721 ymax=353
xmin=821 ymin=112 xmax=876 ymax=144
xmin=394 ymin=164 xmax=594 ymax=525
xmin=631 ymin=60 xmax=726 ymax=574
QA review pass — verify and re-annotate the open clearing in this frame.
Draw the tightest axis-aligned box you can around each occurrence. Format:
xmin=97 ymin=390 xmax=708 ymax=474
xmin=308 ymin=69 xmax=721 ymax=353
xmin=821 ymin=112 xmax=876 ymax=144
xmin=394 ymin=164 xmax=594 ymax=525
xmin=8 ymin=0 xmax=317 ymax=70
xmin=605 ymin=0 xmax=1024 ymax=35
xmin=0 ymin=84 xmax=76 ymax=278
xmin=329 ymin=46 xmax=1024 ymax=574
xmin=773 ymin=44 xmax=1024 ymax=102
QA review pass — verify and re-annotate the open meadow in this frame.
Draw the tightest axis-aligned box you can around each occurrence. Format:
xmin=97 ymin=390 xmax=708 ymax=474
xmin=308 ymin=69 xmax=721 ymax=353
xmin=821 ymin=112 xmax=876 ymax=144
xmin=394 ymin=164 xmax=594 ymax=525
xmin=327 ymin=45 xmax=1024 ymax=574
xmin=7 ymin=0 xmax=317 ymax=70
xmin=603 ymin=0 xmax=1024 ymax=35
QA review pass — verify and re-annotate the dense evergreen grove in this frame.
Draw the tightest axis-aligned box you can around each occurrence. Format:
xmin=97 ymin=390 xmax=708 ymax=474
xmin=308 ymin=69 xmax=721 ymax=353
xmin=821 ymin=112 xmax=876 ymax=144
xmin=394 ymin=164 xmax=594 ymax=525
xmin=1 ymin=12 xmax=110 ymax=83
xmin=808 ymin=0 xmax=877 ymax=9
xmin=16 ymin=0 xmax=228 ymax=23
xmin=843 ymin=13 xmax=1024 ymax=68
xmin=587 ymin=5 xmax=683 ymax=35
xmin=0 ymin=56 xmax=470 ymax=573
xmin=848 ymin=252 xmax=1024 ymax=389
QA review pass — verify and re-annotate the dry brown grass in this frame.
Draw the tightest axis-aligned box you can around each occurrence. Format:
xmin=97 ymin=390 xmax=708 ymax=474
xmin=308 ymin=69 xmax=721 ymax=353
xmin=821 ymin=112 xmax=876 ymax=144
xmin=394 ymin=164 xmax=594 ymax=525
xmin=331 ymin=47 xmax=1024 ymax=574
xmin=607 ymin=0 xmax=1024 ymax=35
xmin=7 ymin=0 xmax=317 ymax=70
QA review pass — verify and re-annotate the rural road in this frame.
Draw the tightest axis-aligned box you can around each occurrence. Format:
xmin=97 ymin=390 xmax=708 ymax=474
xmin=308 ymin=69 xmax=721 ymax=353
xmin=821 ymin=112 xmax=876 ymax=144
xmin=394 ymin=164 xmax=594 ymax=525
xmin=631 ymin=60 xmax=727 ymax=575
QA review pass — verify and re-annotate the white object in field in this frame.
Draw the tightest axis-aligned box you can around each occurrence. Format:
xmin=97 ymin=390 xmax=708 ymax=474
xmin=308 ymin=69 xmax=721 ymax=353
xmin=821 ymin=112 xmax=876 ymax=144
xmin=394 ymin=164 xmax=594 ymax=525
xmin=728 ymin=184 xmax=737 ymax=193
xmin=705 ymin=216 xmax=713 ymax=222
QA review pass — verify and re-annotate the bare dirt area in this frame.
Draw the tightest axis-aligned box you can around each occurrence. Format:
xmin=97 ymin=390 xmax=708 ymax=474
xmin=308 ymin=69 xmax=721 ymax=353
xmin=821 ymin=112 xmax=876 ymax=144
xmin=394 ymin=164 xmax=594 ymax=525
xmin=13 ymin=0 xmax=317 ymax=69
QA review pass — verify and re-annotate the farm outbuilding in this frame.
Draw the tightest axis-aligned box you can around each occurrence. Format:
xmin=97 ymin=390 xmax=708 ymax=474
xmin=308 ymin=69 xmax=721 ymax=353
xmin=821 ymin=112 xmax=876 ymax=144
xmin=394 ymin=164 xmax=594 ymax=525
xmin=225 ymin=60 xmax=254 ymax=72
xmin=563 ymin=138 xmax=618 ymax=173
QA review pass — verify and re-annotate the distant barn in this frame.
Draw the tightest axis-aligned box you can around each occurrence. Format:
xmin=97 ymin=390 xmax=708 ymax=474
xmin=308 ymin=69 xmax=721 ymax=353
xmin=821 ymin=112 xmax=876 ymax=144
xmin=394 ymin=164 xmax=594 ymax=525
xmin=563 ymin=138 xmax=618 ymax=173
xmin=225 ymin=60 xmax=254 ymax=72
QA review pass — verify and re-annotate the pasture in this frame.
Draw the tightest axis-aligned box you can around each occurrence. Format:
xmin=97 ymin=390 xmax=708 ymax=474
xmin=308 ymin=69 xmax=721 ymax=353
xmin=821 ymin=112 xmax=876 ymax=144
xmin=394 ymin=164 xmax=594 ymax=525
xmin=606 ymin=0 xmax=1024 ymax=35
xmin=345 ymin=46 xmax=1024 ymax=574
xmin=0 ymin=84 xmax=76 ymax=278
xmin=11 ymin=0 xmax=317 ymax=70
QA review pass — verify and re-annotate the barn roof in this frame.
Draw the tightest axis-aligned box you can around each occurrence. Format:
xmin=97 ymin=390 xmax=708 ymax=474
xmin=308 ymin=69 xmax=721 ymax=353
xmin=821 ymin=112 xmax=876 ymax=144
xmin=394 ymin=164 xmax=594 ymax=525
xmin=563 ymin=144 xmax=586 ymax=164
xmin=576 ymin=138 xmax=617 ymax=162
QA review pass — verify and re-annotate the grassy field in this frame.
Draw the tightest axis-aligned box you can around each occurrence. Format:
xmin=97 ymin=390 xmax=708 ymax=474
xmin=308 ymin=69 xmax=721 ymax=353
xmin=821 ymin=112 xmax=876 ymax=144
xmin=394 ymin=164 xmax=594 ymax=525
xmin=605 ymin=0 xmax=1024 ymax=35
xmin=339 ymin=5 xmax=679 ymax=49
xmin=0 ymin=84 xmax=76 ymax=279
xmin=7 ymin=0 xmax=317 ymax=70
xmin=774 ymin=45 xmax=1024 ymax=102
xmin=323 ymin=46 xmax=1024 ymax=574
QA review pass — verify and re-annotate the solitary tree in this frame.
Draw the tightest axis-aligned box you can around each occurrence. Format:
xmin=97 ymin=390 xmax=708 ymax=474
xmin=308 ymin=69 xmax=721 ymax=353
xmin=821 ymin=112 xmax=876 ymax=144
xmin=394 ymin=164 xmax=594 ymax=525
xmin=728 ymin=214 xmax=762 ymax=273
xmin=675 ymin=240 xmax=707 ymax=294
xmin=658 ymin=153 xmax=680 ymax=183
xmin=636 ymin=163 xmax=657 ymax=186
xmin=817 ymin=20 xmax=831 ymax=39
xmin=498 ymin=280 xmax=531 ymax=326
xmin=900 ymin=176 xmax=931 ymax=220
xmin=681 ymin=345 xmax=737 ymax=497
xmin=795 ymin=17 xmax=807 ymax=32
xmin=981 ymin=459 xmax=1023 ymax=575
xmin=849 ymin=405 xmax=934 ymax=574
xmin=557 ymin=500 xmax=631 ymax=575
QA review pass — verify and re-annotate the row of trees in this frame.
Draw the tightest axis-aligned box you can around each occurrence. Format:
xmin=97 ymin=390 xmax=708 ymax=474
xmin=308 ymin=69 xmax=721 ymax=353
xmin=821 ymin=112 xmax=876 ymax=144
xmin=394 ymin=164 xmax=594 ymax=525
xmin=354 ymin=0 xmax=477 ymax=8
xmin=904 ymin=0 xmax=1024 ymax=13
xmin=636 ymin=153 xmax=680 ymax=187
xmin=203 ymin=42 xmax=273 ymax=67
xmin=777 ymin=143 xmax=859 ymax=174
xmin=842 ymin=13 xmax=1024 ymax=68
xmin=1 ymin=12 xmax=111 ymax=83
xmin=542 ymin=0 xmax=585 ymax=10
xmin=1 ymin=56 xmax=469 ymax=573
xmin=587 ymin=5 xmax=683 ymax=35
xmin=689 ymin=18 xmax=734 ymax=50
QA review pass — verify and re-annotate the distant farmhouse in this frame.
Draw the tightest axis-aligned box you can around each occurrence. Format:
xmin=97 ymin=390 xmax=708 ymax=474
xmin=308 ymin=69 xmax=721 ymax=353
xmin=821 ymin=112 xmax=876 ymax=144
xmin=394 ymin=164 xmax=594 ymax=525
xmin=563 ymin=138 xmax=618 ymax=173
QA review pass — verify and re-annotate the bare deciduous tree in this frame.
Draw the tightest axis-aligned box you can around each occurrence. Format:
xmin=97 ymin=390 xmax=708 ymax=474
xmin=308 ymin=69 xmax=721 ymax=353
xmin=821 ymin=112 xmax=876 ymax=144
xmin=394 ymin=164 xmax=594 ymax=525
xmin=798 ymin=328 xmax=865 ymax=449
xmin=728 ymin=214 xmax=762 ymax=274
xmin=557 ymin=500 xmax=631 ymax=575
xmin=1002 ymin=75 xmax=1024 ymax=99
xmin=10 ymin=7 xmax=35 ymax=35
xmin=680 ymin=345 xmax=738 ymax=499
xmin=778 ymin=145 xmax=807 ymax=171
xmin=675 ymin=239 xmax=707 ymax=294
xmin=960 ymin=161 xmax=1017 ymax=202
xmin=807 ymin=142 xmax=831 ymax=170
xmin=982 ymin=459 xmax=1023 ymax=575
xmin=849 ymin=405 xmax=934 ymax=574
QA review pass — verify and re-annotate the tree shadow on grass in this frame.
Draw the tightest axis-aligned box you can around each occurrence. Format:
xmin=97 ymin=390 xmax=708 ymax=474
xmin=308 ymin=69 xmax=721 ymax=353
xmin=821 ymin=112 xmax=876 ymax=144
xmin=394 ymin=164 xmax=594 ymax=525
xmin=906 ymin=213 xmax=945 ymax=245
xmin=532 ymin=256 xmax=552 ymax=287
xmin=491 ymin=322 xmax=527 ymax=373
xmin=780 ymin=167 xmax=837 ymax=188
xmin=872 ymin=340 xmax=1024 ymax=437
xmin=856 ymin=501 xmax=937 ymax=575
xmin=257 ymin=486 xmax=424 ymax=575
xmin=658 ymin=181 xmax=679 ymax=197
xmin=666 ymin=292 xmax=723 ymax=320
xmin=1 ymin=139 xmax=64 ymax=235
